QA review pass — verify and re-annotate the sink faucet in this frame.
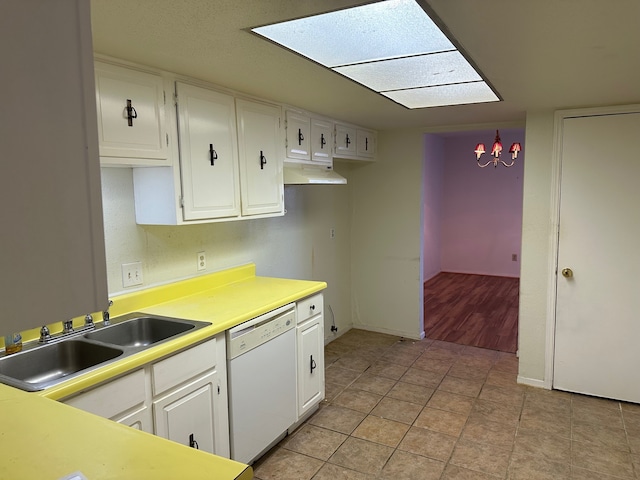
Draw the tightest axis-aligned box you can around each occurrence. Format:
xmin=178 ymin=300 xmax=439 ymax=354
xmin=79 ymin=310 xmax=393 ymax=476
xmin=62 ymin=320 xmax=74 ymax=334
xmin=103 ymin=300 xmax=114 ymax=326
xmin=84 ymin=313 xmax=94 ymax=327
xmin=39 ymin=326 xmax=51 ymax=343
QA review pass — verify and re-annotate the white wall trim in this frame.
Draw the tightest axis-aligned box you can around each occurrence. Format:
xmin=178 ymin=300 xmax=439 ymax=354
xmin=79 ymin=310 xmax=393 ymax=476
xmin=518 ymin=375 xmax=550 ymax=390
xmin=546 ymin=103 xmax=640 ymax=390
xmin=355 ymin=324 xmax=424 ymax=341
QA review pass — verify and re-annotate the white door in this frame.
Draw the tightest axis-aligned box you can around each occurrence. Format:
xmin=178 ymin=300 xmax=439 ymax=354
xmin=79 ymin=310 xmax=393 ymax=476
xmin=297 ymin=318 xmax=324 ymax=418
xmin=95 ymin=62 xmax=167 ymax=161
xmin=153 ymin=372 xmax=217 ymax=454
xmin=310 ymin=118 xmax=333 ymax=163
xmin=285 ymin=111 xmax=310 ymax=160
xmin=335 ymin=124 xmax=357 ymax=157
xmin=554 ymin=111 xmax=640 ymax=403
xmin=176 ymin=82 xmax=240 ymax=221
xmin=236 ymin=99 xmax=284 ymax=216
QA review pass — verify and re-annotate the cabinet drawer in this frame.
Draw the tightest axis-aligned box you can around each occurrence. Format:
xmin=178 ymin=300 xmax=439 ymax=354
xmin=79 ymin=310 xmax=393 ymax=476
xmin=64 ymin=369 xmax=146 ymax=419
xmin=297 ymin=293 xmax=323 ymax=323
xmin=152 ymin=339 xmax=217 ymax=396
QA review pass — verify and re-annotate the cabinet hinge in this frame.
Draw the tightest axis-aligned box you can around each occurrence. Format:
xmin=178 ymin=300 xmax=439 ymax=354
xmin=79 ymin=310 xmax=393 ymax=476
xmin=163 ymin=90 xmax=166 ymax=105
xmin=166 ymin=133 xmax=169 ymax=146
xmin=173 ymin=92 xmax=178 ymax=106
xmin=179 ymin=196 xmax=184 ymax=208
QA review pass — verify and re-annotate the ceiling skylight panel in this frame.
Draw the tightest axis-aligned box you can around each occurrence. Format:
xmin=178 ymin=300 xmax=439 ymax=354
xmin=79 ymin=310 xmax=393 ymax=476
xmin=251 ymin=0 xmax=455 ymax=67
xmin=333 ymin=51 xmax=482 ymax=92
xmin=250 ymin=0 xmax=501 ymax=109
xmin=382 ymin=82 xmax=500 ymax=109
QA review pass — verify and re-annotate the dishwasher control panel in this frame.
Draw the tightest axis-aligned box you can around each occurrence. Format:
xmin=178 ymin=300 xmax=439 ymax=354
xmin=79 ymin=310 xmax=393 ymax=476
xmin=227 ymin=304 xmax=296 ymax=359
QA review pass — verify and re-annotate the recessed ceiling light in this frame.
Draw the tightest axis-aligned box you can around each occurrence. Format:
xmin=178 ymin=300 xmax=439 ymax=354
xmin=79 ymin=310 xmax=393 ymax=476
xmin=251 ymin=0 xmax=500 ymax=109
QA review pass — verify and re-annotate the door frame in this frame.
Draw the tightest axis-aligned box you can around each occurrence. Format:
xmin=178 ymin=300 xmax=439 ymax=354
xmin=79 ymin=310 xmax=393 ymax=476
xmin=543 ymin=103 xmax=640 ymax=389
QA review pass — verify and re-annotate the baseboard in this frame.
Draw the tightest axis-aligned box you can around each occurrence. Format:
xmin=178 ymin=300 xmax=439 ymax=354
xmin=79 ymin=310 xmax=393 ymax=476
xmin=517 ymin=375 xmax=551 ymax=390
xmin=353 ymin=324 xmax=424 ymax=340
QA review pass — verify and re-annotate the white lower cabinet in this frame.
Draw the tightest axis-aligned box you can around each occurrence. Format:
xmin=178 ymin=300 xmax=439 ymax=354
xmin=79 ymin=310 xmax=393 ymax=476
xmin=61 ymin=334 xmax=229 ymax=458
xmin=113 ymin=405 xmax=152 ymax=431
xmin=295 ymin=293 xmax=325 ymax=420
xmin=153 ymin=371 xmax=218 ymax=453
xmin=63 ymin=368 xmax=153 ymax=433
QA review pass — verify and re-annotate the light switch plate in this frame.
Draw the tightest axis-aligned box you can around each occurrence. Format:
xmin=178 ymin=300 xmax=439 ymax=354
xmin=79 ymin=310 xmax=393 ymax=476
xmin=122 ymin=262 xmax=143 ymax=287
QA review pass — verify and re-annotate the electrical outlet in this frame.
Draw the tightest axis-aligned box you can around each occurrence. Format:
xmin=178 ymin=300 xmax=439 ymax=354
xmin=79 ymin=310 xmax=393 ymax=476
xmin=197 ymin=251 xmax=206 ymax=271
xmin=512 ymin=254 xmax=518 ymax=262
xmin=122 ymin=262 xmax=143 ymax=288
xmin=330 ymin=228 xmax=335 ymax=239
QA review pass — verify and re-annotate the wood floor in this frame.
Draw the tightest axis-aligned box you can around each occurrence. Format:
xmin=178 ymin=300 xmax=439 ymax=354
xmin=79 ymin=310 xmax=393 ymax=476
xmin=423 ymin=272 xmax=519 ymax=353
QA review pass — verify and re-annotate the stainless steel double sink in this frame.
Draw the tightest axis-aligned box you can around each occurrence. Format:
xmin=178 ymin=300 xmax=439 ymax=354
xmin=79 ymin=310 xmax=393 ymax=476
xmin=0 ymin=314 xmax=211 ymax=392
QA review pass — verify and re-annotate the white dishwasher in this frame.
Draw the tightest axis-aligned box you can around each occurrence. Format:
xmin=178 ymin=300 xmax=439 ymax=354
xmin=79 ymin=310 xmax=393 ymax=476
xmin=226 ymin=304 xmax=297 ymax=464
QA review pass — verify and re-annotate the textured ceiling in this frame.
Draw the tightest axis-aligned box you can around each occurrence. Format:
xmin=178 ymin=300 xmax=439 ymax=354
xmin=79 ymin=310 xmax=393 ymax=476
xmin=90 ymin=0 xmax=640 ymax=131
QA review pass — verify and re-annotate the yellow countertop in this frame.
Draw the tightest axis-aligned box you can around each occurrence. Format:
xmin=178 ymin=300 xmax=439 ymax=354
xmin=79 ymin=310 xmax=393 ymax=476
xmin=0 ymin=384 xmax=253 ymax=480
xmin=38 ymin=263 xmax=326 ymax=401
xmin=0 ymin=263 xmax=326 ymax=480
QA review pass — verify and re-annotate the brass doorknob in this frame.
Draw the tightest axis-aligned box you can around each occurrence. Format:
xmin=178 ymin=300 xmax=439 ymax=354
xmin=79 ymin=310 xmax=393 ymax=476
xmin=561 ymin=268 xmax=573 ymax=278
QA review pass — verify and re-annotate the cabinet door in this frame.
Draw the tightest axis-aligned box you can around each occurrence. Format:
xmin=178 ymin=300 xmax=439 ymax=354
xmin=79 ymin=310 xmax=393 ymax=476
xmin=236 ymin=99 xmax=284 ymax=216
xmin=311 ymin=119 xmax=333 ymax=164
xmin=356 ymin=129 xmax=376 ymax=159
xmin=285 ymin=111 xmax=310 ymax=161
xmin=297 ymin=317 xmax=325 ymax=418
xmin=177 ymin=82 xmax=241 ymax=221
xmin=335 ymin=124 xmax=357 ymax=157
xmin=153 ymin=371 xmax=219 ymax=455
xmin=1 ymin=0 xmax=108 ymax=333
xmin=113 ymin=406 xmax=153 ymax=433
xmin=95 ymin=61 xmax=168 ymax=163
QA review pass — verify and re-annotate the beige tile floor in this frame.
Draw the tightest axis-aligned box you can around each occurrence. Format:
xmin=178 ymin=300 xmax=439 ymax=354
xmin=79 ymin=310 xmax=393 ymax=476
xmin=252 ymin=329 xmax=640 ymax=480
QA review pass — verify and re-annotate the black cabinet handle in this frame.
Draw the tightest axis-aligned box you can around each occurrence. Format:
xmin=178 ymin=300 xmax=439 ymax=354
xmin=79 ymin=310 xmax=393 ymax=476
xmin=320 ymin=133 xmax=326 ymax=149
xmin=260 ymin=150 xmax=267 ymax=170
xmin=298 ymin=128 xmax=304 ymax=145
xmin=209 ymin=144 xmax=218 ymax=166
xmin=189 ymin=433 xmax=199 ymax=449
xmin=345 ymin=134 xmax=351 ymax=147
xmin=125 ymin=99 xmax=137 ymax=127
xmin=310 ymin=354 xmax=316 ymax=373
xmin=365 ymin=137 xmax=368 ymax=151
xmin=310 ymin=304 xmax=315 ymax=311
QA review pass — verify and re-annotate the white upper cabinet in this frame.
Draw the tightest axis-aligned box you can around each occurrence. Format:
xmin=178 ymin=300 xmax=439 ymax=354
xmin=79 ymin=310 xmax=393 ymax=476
xmin=334 ymin=123 xmax=376 ymax=161
xmin=285 ymin=110 xmax=334 ymax=166
xmin=310 ymin=118 xmax=333 ymax=163
xmin=285 ymin=111 xmax=311 ymax=161
xmin=356 ymin=128 xmax=377 ymax=159
xmin=334 ymin=123 xmax=357 ymax=157
xmin=94 ymin=61 xmax=168 ymax=166
xmin=177 ymin=82 xmax=241 ymax=221
xmin=236 ymin=99 xmax=284 ymax=217
xmin=131 ymin=76 xmax=284 ymax=225
xmin=1 ymin=0 xmax=108 ymax=333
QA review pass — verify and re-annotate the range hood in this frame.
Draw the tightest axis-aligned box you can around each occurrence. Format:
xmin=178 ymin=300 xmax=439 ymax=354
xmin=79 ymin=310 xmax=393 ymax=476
xmin=283 ymin=165 xmax=347 ymax=185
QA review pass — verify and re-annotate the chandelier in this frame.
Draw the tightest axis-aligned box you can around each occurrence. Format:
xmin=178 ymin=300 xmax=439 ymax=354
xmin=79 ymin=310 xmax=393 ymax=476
xmin=474 ymin=130 xmax=522 ymax=168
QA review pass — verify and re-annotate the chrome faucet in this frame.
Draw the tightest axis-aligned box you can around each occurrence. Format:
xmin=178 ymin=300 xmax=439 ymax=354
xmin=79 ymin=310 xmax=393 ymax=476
xmin=62 ymin=319 xmax=74 ymax=334
xmin=103 ymin=300 xmax=114 ymax=326
xmin=39 ymin=326 xmax=51 ymax=343
xmin=84 ymin=313 xmax=94 ymax=327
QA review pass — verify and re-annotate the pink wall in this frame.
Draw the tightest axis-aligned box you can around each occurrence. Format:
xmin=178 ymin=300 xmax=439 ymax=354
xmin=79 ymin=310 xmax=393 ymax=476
xmin=422 ymin=135 xmax=444 ymax=282
xmin=440 ymin=129 xmax=525 ymax=277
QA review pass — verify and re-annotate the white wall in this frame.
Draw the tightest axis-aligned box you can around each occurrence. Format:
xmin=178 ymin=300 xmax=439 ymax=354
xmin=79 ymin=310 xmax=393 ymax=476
xmin=440 ymin=129 xmax=524 ymax=277
xmin=350 ymin=129 xmax=425 ymax=340
xmin=518 ymin=111 xmax=556 ymax=384
xmin=422 ymin=134 xmax=444 ymax=282
xmin=100 ymin=166 xmax=352 ymax=341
